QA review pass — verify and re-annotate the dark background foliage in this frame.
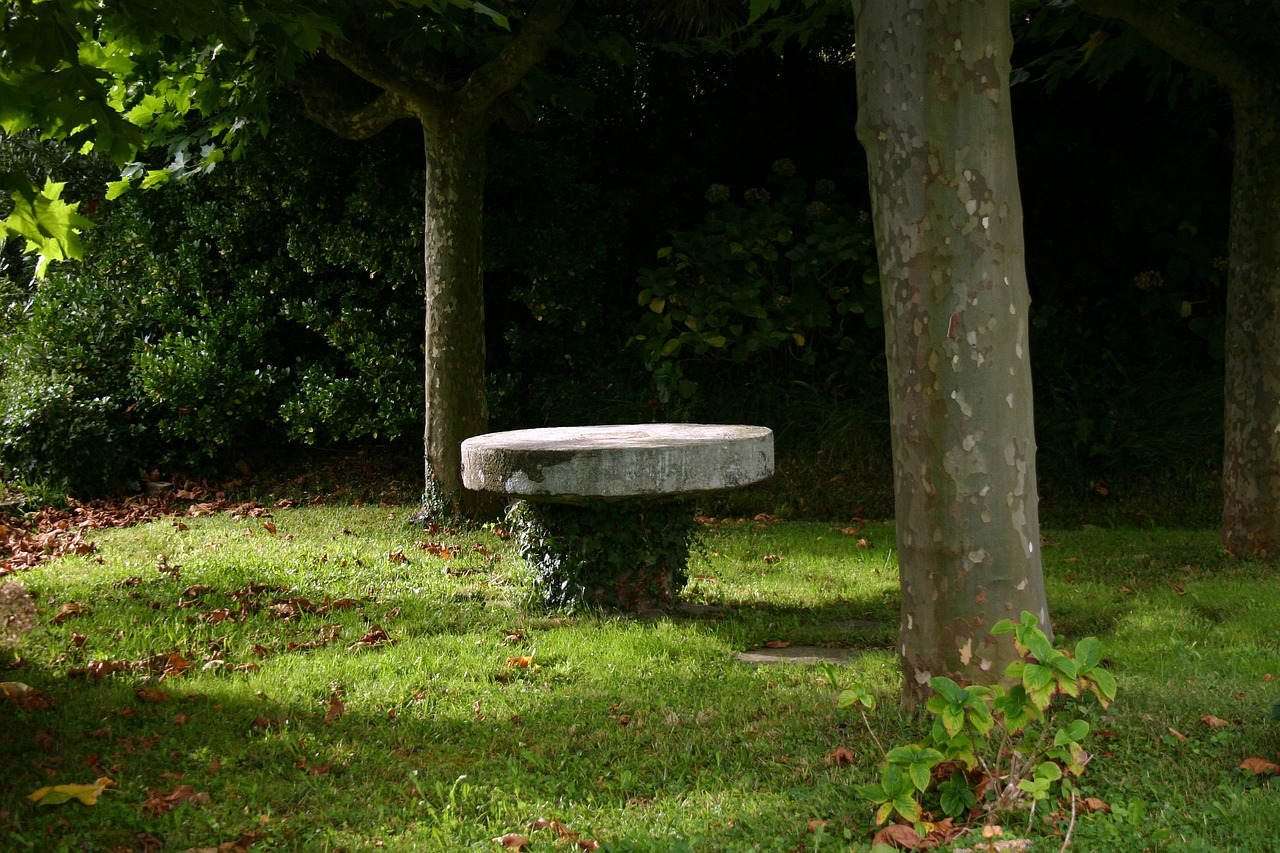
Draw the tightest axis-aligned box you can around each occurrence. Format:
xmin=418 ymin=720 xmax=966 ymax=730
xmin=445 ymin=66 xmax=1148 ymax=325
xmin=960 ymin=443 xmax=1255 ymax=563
xmin=0 ymin=19 xmax=1230 ymax=524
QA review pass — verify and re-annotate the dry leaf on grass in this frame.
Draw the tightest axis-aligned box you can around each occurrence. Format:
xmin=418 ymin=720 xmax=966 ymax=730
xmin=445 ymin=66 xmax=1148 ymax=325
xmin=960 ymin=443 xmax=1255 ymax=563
xmin=1240 ymin=757 xmax=1280 ymax=775
xmin=0 ymin=681 xmax=55 ymax=710
xmin=1081 ymin=797 xmax=1111 ymax=813
xmin=1201 ymin=715 xmax=1231 ymax=728
xmin=323 ymin=691 xmax=345 ymax=724
xmin=493 ymin=833 xmax=530 ymax=849
xmin=27 ymin=776 xmax=115 ymax=806
xmin=348 ymin=625 xmax=397 ymax=651
xmin=51 ymin=601 xmax=90 ymax=624
xmin=142 ymin=784 xmax=210 ymax=816
xmin=825 ymin=746 xmax=857 ymax=765
xmin=873 ymin=822 xmax=924 ymax=849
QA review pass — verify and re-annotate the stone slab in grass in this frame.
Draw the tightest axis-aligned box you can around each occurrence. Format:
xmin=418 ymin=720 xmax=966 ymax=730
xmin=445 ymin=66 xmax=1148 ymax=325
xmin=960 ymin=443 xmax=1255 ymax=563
xmin=735 ymin=645 xmax=865 ymax=666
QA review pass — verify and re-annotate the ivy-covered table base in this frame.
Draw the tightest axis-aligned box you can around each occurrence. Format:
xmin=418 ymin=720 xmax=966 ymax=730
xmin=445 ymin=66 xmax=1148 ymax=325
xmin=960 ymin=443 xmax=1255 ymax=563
xmin=461 ymin=424 xmax=774 ymax=609
xmin=507 ymin=499 xmax=697 ymax=609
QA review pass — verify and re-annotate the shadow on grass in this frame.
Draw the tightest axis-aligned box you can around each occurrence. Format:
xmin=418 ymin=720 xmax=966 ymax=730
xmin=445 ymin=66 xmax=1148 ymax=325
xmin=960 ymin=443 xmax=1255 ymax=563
xmin=1 ymin=638 xmax=894 ymax=851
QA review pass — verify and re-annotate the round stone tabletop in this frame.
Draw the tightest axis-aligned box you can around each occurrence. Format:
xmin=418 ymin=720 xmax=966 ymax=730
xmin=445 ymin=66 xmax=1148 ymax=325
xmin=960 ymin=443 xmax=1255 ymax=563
xmin=461 ymin=423 xmax=774 ymax=502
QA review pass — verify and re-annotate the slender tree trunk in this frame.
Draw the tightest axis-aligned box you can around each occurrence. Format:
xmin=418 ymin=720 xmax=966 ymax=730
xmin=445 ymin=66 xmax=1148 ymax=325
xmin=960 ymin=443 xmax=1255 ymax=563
xmin=421 ymin=117 xmax=493 ymax=517
xmin=1073 ymin=0 xmax=1280 ymax=556
xmin=297 ymin=0 xmax=575 ymax=519
xmin=852 ymin=0 xmax=1051 ymax=708
xmin=1220 ymin=87 xmax=1280 ymax=556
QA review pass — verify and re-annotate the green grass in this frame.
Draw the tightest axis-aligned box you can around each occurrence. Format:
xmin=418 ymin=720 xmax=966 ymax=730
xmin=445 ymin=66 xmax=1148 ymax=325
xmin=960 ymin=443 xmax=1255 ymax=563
xmin=2 ymin=510 xmax=1278 ymax=851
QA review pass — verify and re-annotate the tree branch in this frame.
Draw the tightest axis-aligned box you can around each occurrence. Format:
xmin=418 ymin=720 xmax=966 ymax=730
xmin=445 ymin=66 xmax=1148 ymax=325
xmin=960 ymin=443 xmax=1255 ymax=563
xmin=320 ymin=33 xmax=451 ymax=119
xmin=458 ymin=0 xmax=577 ymax=116
xmin=1074 ymin=0 xmax=1257 ymax=93
xmin=295 ymin=59 xmax=415 ymax=140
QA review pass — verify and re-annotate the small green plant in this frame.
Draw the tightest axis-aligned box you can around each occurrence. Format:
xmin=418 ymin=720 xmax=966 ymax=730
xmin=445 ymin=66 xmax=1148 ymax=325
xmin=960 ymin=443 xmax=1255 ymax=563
xmin=842 ymin=611 xmax=1117 ymax=835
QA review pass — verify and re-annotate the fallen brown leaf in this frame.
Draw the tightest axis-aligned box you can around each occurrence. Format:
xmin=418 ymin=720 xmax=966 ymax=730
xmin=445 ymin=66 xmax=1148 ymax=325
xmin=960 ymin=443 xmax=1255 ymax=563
xmin=160 ymin=654 xmax=193 ymax=679
xmin=1201 ymin=715 xmax=1231 ymax=728
xmin=1168 ymin=728 xmax=1188 ymax=742
xmin=764 ymin=640 xmax=791 ymax=649
xmin=493 ymin=833 xmax=530 ymax=849
xmin=1240 ymin=757 xmax=1280 ymax=776
xmin=348 ymin=625 xmax=397 ymax=651
xmin=141 ymin=784 xmax=209 ymax=816
xmin=1081 ymin=797 xmax=1111 ymax=813
xmin=873 ymin=822 xmax=923 ymax=849
xmin=52 ymin=601 xmax=90 ymax=624
xmin=1 ymin=681 xmax=55 ymax=710
xmin=825 ymin=746 xmax=857 ymax=765
xmin=323 ymin=692 xmax=345 ymax=725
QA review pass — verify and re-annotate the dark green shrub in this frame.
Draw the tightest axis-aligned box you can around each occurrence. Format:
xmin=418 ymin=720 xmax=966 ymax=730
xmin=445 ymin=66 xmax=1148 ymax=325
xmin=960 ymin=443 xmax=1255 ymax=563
xmin=0 ymin=369 xmax=128 ymax=494
xmin=634 ymin=160 xmax=881 ymax=412
xmin=0 ymin=112 xmax=426 ymax=493
xmin=508 ymin=499 xmax=698 ymax=610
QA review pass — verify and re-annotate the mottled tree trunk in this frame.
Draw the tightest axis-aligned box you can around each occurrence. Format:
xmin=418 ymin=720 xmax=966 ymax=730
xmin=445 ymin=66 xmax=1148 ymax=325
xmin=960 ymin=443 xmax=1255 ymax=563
xmin=422 ymin=119 xmax=492 ymax=517
xmin=852 ymin=0 xmax=1051 ymax=708
xmin=1074 ymin=0 xmax=1280 ymax=556
xmin=1220 ymin=89 xmax=1280 ymax=555
xmin=296 ymin=0 xmax=575 ymax=520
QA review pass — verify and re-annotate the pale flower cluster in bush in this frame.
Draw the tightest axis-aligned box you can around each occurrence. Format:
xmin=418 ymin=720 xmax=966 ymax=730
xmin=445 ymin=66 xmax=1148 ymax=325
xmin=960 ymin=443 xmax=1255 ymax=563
xmin=1 ymin=581 xmax=38 ymax=648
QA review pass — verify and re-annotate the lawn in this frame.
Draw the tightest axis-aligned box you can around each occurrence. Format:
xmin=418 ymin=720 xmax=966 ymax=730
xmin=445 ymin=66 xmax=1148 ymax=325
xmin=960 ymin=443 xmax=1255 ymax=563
xmin=2 ymin=501 xmax=1278 ymax=851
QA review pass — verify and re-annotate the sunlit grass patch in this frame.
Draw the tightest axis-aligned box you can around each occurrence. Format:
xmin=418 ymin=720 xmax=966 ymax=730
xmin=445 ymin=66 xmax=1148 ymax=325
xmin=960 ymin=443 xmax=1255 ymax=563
xmin=2 ymin=510 xmax=1278 ymax=850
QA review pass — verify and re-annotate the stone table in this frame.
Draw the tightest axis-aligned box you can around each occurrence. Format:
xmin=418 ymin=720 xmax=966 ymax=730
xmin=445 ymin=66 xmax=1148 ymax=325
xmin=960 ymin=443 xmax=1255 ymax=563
xmin=461 ymin=424 xmax=774 ymax=608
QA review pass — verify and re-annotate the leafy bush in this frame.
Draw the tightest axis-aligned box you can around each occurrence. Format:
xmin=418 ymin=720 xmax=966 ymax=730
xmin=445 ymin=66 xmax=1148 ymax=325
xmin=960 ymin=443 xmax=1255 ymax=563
xmin=835 ymin=612 xmax=1116 ymax=838
xmin=634 ymin=160 xmax=881 ymax=412
xmin=0 ymin=113 xmax=425 ymax=493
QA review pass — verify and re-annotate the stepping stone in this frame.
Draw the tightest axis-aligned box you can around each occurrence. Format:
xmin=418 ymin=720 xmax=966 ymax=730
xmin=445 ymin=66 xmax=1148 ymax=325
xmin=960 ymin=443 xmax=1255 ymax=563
xmin=735 ymin=645 xmax=863 ymax=666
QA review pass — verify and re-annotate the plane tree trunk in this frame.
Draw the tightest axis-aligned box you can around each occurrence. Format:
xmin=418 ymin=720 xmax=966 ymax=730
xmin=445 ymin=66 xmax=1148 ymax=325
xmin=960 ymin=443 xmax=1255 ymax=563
xmin=852 ymin=0 xmax=1052 ymax=708
xmin=297 ymin=0 xmax=575 ymax=518
xmin=1075 ymin=0 xmax=1280 ymax=556
xmin=1220 ymin=90 xmax=1280 ymax=556
xmin=421 ymin=119 xmax=491 ymax=516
